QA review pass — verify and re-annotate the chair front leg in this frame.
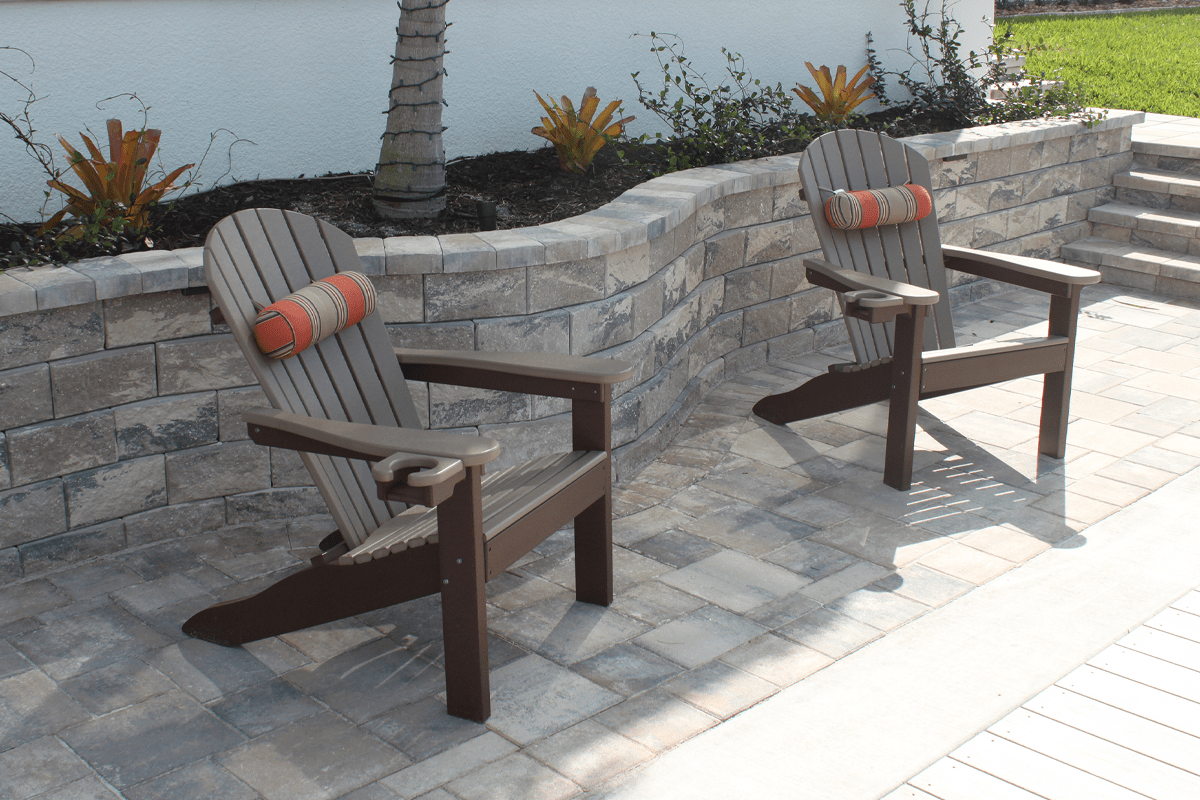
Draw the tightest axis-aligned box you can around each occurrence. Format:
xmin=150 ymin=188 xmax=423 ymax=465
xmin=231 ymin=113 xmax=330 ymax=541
xmin=437 ymin=464 xmax=490 ymax=721
xmin=1039 ymin=289 xmax=1082 ymax=459
xmin=572 ymin=389 xmax=614 ymax=606
xmin=884 ymin=306 xmax=927 ymax=491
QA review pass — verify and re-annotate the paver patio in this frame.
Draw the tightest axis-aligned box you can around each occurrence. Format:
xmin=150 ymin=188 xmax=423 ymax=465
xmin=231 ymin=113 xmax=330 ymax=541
xmin=2 ymin=274 xmax=1198 ymax=800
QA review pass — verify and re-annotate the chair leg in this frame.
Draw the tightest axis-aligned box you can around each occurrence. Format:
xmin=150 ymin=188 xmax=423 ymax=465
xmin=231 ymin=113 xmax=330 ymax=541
xmin=1039 ymin=291 xmax=1082 ymax=459
xmin=572 ymin=390 xmax=614 ymax=607
xmin=437 ymin=465 xmax=490 ymax=722
xmin=574 ymin=489 xmax=613 ymax=606
xmin=884 ymin=308 xmax=926 ymax=491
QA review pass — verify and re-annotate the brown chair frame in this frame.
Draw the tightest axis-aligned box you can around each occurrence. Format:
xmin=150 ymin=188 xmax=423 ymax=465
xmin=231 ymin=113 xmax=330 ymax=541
xmin=754 ymin=130 xmax=1101 ymax=490
xmin=185 ymin=208 xmax=631 ymax=721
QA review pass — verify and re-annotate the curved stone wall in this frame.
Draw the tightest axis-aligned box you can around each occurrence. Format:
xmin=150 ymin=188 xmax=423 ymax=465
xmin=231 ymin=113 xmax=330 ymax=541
xmin=0 ymin=111 xmax=1142 ymax=578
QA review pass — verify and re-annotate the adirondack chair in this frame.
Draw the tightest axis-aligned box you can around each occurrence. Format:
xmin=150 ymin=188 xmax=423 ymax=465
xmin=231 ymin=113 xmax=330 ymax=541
xmin=753 ymin=130 xmax=1101 ymax=490
xmin=186 ymin=208 xmax=632 ymax=721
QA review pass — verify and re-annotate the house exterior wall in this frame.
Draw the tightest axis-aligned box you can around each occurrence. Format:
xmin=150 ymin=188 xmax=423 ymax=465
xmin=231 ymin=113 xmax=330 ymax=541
xmin=1 ymin=0 xmax=991 ymax=222
xmin=0 ymin=111 xmax=1141 ymax=579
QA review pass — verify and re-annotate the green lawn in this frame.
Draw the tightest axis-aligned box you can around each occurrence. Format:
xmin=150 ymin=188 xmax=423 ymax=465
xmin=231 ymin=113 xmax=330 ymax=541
xmin=1004 ymin=8 xmax=1200 ymax=117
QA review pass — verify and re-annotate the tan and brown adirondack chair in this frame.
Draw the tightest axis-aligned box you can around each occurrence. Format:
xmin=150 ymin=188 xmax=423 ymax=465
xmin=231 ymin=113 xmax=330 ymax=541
xmin=185 ymin=208 xmax=632 ymax=721
xmin=753 ymin=130 xmax=1101 ymax=490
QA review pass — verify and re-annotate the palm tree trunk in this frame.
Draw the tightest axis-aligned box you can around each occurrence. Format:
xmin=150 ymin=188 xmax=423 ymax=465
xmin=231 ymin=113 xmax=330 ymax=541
xmin=373 ymin=0 xmax=448 ymax=220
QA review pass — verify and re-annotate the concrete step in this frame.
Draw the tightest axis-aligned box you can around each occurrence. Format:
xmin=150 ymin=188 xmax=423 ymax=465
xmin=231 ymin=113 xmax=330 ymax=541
xmin=1088 ymin=202 xmax=1200 ymax=253
xmin=1113 ymin=168 xmax=1200 ymax=215
xmin=1062 ymin=236 xmax=1200 ymax=300
xmin=1115 ymin=168 xmax=1200 ymax=199
xmin=1131 ymin=137 xmax=1200 ymax=176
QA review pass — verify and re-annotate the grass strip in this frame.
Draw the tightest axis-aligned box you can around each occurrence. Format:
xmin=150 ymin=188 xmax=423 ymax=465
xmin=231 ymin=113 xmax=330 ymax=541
xmin=1004 ymin=9 xmax=1200 ymax=117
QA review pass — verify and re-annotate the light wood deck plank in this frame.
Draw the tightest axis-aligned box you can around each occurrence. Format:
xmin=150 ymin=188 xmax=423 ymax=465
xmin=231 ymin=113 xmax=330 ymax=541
xmin=1059 ymin=665 xmax=1200 ymax=738
xmin=1117 ymin=625 xmax=1200 ymax=673
xmin=1090 ymin=645 xmax=1200 ymax=704
xmin=1171 ymin=590 xmax=1200 ymax=616
xmin=1027 ymin=685 xmax=1200 ymax=777
xmin=1145 ymin=607 xmax=1200 ymax=644
xmin=990 ymin=707 xmax=1200 ymax=799
xmin=909 ymin=758 xmax=1045 ymax=800
xmin=950 ymin=733 xmax=1147 ymax=800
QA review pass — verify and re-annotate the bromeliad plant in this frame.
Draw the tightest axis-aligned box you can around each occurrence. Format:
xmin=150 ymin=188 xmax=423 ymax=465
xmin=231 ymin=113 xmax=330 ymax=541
xmin=793 ymin=63 xmax=876 ymax=124
xmin=40 ymin=119 xmax=194 ymax=240
xmin=531 ymin=87 xmax=635 ymax=175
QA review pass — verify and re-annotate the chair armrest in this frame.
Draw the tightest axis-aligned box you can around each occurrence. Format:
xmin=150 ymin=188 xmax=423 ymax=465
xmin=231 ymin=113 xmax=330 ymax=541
xmin=371 ymin=452 xmax=463 ymax=488
xmin=396 ymin=349 xmax=633 ymax=384
xmin=804 ymin=258 xmax=940 ymax=306
xmin=941 ymin=245 xmax=1100 ymax=295
xmin=241 ymin=407 xmax=500 ymax=467
xmin=396 ymin=348 xmax=633 ymax=400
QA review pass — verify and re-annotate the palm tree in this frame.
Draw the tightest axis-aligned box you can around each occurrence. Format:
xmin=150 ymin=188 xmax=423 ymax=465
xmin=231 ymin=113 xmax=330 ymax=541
xmin=373 ymin=0 xmax=448 ymax=220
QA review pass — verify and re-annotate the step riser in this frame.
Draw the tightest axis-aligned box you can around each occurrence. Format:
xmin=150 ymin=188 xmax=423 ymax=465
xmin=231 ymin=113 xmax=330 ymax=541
xmin=1087 ymin=203 xmax=1200 ymax=253
xmin=1115 ymin=188 xmax=1200 ymax=215
xmin=1066 ymin=258 xmax=1200 ymax=302
xmin=1133 ymin=152 xmax=1200 ymax=177
xmin=1062 ymin=233 xmax=1200 ymax=302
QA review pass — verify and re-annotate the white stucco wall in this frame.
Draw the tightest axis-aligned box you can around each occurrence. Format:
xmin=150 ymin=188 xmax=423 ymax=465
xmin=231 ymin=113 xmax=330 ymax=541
xmin=1 ymin=0 xmax=991 ymax=223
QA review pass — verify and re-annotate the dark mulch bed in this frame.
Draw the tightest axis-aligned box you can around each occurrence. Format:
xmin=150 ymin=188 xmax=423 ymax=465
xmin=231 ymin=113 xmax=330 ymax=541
xmin=146 ymin=145 xmax=648 ymax=251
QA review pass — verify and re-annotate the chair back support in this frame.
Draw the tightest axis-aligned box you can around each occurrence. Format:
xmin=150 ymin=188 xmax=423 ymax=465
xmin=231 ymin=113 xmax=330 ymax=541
xmin=799 ymin=130 xmax=956 ymax=362
xmin=204 ymin=208 xmax=423 ymax=547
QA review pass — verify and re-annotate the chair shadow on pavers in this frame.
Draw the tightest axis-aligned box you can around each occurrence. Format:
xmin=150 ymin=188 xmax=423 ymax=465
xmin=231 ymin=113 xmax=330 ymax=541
xmin=186 ymin=208 xmax=632 ymax=721
xmin=754 ymin=130 xmax=1102 ymax=491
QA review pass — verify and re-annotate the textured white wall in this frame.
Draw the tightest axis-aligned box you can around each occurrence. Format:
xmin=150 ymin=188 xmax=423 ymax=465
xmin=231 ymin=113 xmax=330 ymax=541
xmin=0 ymin=0 xmax=991 ymax=222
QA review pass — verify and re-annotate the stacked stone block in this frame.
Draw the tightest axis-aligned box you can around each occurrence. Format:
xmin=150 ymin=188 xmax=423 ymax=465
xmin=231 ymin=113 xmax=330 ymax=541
xmin=0 ymin=111 xmax=1142 ymax=577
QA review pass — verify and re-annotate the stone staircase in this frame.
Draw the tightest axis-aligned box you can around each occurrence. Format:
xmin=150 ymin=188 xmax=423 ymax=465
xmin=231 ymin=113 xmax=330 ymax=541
xmin=1062 ymin=136 xmax=1200 ymax=300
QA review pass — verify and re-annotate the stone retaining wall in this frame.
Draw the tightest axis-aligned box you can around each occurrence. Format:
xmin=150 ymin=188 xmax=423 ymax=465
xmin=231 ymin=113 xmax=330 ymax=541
xmin=0 ymin=110 xmax=1143 ymax=579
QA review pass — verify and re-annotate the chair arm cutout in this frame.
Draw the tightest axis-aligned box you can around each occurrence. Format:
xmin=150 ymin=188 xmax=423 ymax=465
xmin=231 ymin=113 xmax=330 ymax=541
xmin=371 ymin=452 xmax=464 ymax=488
xmin=942 ymin=245 xmax=1100 ymax=292
xmin=396 ymin=348 xmax=634 ymax=385
xmin=804 ymin=258 xmax=940 ymax=306
xmin=242 ymin=407 xmax=500 ymax=466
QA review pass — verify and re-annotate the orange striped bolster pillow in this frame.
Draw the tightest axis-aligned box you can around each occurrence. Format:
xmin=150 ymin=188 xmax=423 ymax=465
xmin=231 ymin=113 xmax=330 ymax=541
xmin=825 ymin=184 xmax=933 ymax=230
xmin=253 ymin=272 xmax=377 ymax=360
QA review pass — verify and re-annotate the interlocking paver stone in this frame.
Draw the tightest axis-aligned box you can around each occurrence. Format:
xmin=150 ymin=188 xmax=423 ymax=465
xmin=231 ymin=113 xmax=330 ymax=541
xmin=62 ymin=691 xmax=244 ymax=789
xmin=571 ymin=641 xmax=684 ymax=697
xmin=524 ymin=719 xmax=654 ymax=787
xmin=443 ymin=752 xmax=579 ymax=800
xmin=487 ymin=594 xmax=647 ymax=666
xmin=218 ymin=711 xmax=408 ymax=800
xmin=379 ymin=732 xmax=517 ymax=800
xmin=635 ymin=605 xmax=767 ymax=668
xmin=484 ymin=654 xmax=621 ymax=745
xmin=362 ymin=696 xmax=484 ymax=762
xmin=284 ymin=637 xmax=446 ymax=723
xmin=58 ymin=656 xmax=175 ymax=715
xmin=592 ymin=688 xmax=718 ymax=753
xmin=122 ymin=759 xmax=260 ymax=800
xmin=660 ymin=550 xmax=805 ymax=613
xmin=720 ymin=633 xmax=834 ymax=686
xmin=776 ymin=606 xmax=884 ymax=659
xmin=0 ymin=736 xmax=93 ymax=800
xmin=10 ymin=604 xmax=169 ymax=681
xmin=0 ymin=670 xmax=90 ymax=750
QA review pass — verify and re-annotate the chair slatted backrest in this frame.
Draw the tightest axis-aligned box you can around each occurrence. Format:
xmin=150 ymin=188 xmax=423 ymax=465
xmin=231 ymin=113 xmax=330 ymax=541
xmin=204 ymin=209 xmax=423 ymax=548
xmin=799 ymin=130 xmax=956 ymax=363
